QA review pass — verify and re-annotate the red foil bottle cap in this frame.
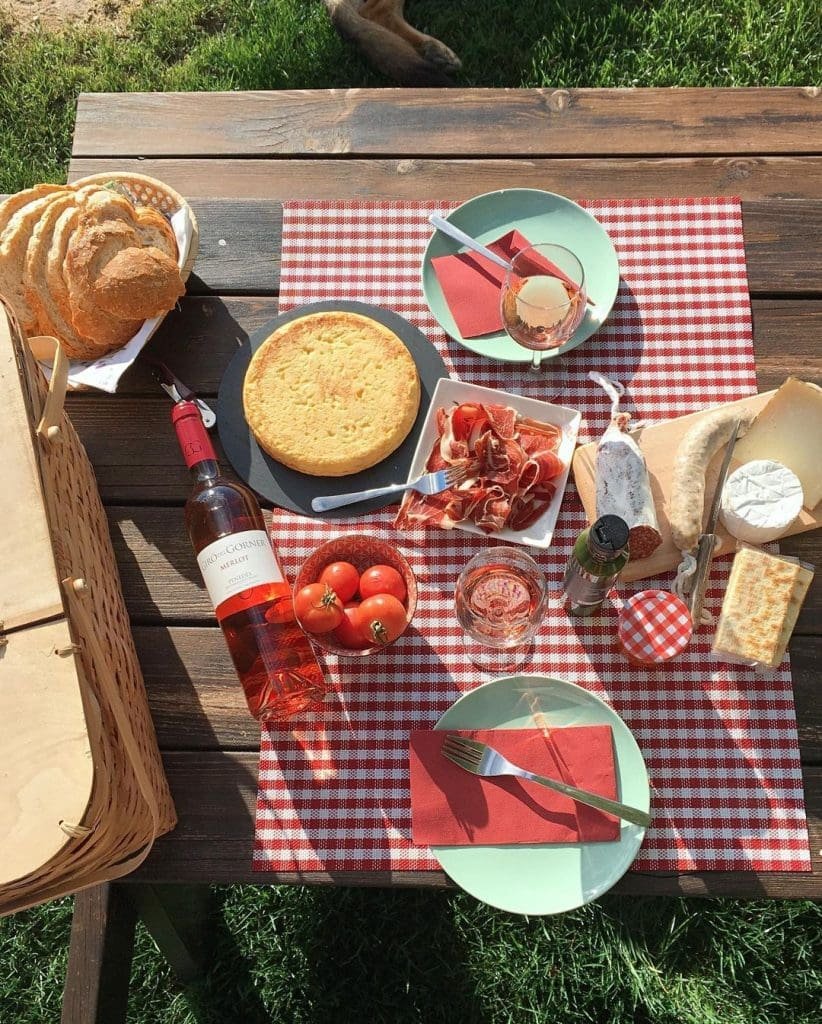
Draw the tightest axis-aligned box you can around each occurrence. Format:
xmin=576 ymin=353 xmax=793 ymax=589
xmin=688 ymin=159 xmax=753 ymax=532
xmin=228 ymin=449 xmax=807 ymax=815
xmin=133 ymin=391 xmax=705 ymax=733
xmin=172 ymin=400 xmax=217 ymax=468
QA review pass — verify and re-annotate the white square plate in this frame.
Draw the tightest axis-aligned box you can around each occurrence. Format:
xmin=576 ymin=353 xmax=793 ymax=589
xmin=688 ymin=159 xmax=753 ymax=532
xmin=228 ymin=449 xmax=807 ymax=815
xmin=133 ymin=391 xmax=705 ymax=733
xmin=402 ymin=378 xmax=581 ymax=549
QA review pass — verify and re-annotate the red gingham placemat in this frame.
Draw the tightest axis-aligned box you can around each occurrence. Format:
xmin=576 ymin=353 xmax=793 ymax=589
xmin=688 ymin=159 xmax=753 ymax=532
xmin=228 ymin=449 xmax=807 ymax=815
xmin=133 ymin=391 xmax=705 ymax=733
xmin=253 ymin=198 xmax=811 ymax=874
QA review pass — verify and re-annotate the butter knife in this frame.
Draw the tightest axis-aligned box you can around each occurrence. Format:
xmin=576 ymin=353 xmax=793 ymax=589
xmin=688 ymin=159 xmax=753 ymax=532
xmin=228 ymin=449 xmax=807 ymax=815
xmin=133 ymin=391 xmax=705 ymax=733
xmin=689 ymin=417 xmax=742 ymax=625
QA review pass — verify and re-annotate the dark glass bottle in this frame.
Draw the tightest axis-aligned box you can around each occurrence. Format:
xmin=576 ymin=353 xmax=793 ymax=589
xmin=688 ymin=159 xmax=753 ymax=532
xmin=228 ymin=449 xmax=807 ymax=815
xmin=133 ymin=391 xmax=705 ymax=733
xmin=172 ymin=401 xmax=326 ymax=723
xmin=561 ymin=514 xmax=630 ymax=616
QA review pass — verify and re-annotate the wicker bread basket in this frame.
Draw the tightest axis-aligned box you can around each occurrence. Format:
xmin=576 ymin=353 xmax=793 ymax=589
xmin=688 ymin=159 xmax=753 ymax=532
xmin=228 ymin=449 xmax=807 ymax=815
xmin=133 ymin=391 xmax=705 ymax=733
xmin=70 ymin=170 xmax=199 ymax=280
xmin=0 ymin=299 xmax=176 ymax=915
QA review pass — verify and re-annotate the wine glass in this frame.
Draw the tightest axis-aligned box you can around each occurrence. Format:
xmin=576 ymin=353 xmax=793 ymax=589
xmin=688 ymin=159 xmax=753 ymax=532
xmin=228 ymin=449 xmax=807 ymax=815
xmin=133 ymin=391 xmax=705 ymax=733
xmin=500 ymin=243 xmax=587 ymax=388
xmin=454 ymin=547 xmax=549 ymax=672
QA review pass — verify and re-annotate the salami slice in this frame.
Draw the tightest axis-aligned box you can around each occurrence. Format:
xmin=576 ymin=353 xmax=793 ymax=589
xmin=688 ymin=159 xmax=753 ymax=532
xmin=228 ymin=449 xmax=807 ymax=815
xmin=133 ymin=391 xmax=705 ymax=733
xmin=589 ymin=372 xmax=662 ymax=561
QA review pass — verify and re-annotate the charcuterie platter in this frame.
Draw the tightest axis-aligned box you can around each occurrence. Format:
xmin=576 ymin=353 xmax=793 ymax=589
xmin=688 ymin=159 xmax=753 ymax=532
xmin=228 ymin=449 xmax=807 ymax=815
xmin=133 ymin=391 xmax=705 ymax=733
xmin=572 ymin=388 xmax=822 ymax=583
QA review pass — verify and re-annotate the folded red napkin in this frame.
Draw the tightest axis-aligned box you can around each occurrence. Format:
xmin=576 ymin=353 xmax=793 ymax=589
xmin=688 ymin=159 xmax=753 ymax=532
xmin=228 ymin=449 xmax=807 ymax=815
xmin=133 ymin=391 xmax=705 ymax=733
xmin=409 ymin=727 xmax=619 ymax=846
xmin=430 ymin=228 xmax=531 ymax=338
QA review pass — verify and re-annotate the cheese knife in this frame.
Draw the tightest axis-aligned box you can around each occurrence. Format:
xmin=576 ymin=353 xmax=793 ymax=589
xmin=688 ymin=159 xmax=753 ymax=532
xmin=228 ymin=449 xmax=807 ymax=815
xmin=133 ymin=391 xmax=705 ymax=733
xmin=689 ymin=417 xmax=742 ymax=625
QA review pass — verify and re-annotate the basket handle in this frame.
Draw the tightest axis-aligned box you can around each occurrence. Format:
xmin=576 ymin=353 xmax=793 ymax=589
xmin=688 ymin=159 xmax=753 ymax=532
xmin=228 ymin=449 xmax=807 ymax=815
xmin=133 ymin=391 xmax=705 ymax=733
xmin=31 ymin=336 xmax=70 ymax=444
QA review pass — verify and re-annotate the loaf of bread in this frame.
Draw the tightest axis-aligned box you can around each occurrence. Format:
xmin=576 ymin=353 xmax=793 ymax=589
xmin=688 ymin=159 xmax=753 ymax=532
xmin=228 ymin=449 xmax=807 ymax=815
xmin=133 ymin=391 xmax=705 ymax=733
xmin=0 ymin=181 xmax=185 ymax=360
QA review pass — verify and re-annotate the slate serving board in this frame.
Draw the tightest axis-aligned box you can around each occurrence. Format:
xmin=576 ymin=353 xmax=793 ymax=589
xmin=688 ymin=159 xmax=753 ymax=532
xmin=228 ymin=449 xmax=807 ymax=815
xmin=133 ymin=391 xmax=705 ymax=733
xmin=217 ymin=301 xmax=449 ymax=518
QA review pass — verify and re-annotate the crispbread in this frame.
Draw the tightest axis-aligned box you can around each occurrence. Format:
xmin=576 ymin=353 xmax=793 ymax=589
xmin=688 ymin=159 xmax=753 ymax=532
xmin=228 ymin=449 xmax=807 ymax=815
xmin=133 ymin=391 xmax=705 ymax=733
xmin=243 ymin=311 xmax=421 ymax=477
xmin=0 ymin=190 xmax=72 ymax=333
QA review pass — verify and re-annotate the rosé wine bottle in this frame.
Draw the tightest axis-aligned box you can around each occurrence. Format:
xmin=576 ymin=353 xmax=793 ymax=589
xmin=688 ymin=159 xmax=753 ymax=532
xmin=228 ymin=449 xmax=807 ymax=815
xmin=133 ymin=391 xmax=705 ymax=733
xmin=172 ymin=401 xmax=327 ymax=723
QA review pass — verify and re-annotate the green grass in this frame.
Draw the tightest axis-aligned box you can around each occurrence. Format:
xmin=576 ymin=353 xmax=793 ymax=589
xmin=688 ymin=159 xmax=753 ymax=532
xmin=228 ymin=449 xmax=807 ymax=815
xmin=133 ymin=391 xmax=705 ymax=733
xmin=1 ymin=2 xmax=821 ymax=1019
xmin=2 ymin=889 xmax=821 ymax=1022
xmin=1 ymin=0 xmax=821 ymax=189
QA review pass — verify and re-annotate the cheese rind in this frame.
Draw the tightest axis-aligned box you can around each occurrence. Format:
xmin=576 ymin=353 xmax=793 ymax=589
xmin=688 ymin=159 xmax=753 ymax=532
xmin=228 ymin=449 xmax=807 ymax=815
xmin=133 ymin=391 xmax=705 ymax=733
xmin=719 ymin=459 xmax=803 ymax=543
xmin=732 ymin=378 xmax=822 ymax=509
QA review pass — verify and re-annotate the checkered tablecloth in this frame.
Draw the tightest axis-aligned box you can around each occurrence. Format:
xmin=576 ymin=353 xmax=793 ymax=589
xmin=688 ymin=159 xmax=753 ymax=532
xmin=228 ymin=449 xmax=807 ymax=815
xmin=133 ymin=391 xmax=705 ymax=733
xmin=253 ymin=198 xmax=811 ymax=874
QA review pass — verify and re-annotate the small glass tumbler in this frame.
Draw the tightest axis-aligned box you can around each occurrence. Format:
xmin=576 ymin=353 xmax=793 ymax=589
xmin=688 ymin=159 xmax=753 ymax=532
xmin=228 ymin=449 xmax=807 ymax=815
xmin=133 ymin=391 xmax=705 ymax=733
xmin=454 ymin=547 xmax=549 ymax=672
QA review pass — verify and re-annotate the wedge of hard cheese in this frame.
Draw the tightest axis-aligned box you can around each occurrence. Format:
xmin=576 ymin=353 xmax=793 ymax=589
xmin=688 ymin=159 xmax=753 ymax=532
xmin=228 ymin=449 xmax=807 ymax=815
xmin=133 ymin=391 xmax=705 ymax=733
xmin=732 ymin=378 xmax=822 ymax=509
xmin=712 ymin=547 xmax=814 ymax=670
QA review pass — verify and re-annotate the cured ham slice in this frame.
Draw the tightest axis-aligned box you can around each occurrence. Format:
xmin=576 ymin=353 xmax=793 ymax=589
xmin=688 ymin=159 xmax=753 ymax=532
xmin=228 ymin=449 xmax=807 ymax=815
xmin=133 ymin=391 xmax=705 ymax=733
xmin=395 ymin=401 xmax=567 ymax=534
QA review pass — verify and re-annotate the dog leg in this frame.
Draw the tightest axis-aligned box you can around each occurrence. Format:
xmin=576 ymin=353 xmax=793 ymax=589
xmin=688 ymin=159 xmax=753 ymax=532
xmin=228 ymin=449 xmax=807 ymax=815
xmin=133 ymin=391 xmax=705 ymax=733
xmin=359 ymin=0 xmax=461 ymax=75
xmin=323 ymin=0 xmax=460 ymax=84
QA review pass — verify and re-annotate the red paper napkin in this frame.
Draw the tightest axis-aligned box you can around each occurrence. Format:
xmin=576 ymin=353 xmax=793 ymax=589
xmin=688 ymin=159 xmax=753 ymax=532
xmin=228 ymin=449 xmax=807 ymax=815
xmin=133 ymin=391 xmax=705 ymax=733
xmin=409 ymin=727 xmax=620 ymax=846
xmin=430 ymin=229 xmax=530 ymax=338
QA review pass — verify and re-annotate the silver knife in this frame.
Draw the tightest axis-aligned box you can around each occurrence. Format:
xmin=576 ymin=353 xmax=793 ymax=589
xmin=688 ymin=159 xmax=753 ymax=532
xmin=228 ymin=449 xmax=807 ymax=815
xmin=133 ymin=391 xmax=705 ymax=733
xmin=689 ymin=417 xmax=742 ymax=625
xmin=149 ymin=359 xmax=216 ymax=428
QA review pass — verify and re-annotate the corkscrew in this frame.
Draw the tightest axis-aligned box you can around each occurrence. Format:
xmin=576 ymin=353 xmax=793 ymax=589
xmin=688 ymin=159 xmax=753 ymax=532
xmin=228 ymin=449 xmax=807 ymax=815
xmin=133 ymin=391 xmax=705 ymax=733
xmin=149 ymin=359 xmax=216 ymax=428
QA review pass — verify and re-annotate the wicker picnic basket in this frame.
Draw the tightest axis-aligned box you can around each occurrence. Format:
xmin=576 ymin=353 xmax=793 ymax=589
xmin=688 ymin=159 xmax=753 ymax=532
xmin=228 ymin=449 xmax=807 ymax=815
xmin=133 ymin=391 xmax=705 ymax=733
xmin=0 ymin=299 xmax=176 ymax=915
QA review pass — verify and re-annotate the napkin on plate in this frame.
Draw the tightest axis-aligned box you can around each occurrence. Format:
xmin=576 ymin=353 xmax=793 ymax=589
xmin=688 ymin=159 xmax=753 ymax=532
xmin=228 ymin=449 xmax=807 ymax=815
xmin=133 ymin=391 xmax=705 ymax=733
xmin=430 ymin=228 xmax=530 ymax=338
xmin=409 ymin=727 xmax=620 ymax=846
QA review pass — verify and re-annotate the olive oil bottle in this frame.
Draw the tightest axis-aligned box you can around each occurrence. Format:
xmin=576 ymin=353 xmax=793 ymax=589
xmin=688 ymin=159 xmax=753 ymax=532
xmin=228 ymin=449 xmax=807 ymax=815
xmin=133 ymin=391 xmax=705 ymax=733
xmin=561 ymin=515 xmax=630 ymax=616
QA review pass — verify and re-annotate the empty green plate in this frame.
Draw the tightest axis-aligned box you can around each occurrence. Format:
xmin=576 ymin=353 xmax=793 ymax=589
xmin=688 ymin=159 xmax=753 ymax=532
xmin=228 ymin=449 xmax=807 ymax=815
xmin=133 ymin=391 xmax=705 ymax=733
xmin=431 ymin=675 xmax=650 ymax=915
xmin=421 ymin=189 xmax=620 ymax=364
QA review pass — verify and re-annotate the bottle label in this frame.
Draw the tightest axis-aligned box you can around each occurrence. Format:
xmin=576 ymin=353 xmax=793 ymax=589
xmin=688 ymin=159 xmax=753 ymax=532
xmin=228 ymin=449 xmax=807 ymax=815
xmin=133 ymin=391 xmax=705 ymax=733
xmin=197 ymin=530 xmax=283 ymax=609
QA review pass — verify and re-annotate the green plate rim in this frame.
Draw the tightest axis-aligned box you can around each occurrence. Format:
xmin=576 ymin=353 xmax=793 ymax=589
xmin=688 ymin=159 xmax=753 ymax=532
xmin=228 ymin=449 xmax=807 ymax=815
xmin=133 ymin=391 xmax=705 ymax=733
xmin=430 ymin=673 xmax=650 ymax=915
xmin=421 ymin=188 xmax=620 ymax=364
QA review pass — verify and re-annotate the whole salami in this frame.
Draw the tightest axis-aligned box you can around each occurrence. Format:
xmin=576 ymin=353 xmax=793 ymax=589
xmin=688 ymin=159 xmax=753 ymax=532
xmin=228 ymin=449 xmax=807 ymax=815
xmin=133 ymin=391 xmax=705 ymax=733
xmin=589 ymin=371 xmax=662 ymax=561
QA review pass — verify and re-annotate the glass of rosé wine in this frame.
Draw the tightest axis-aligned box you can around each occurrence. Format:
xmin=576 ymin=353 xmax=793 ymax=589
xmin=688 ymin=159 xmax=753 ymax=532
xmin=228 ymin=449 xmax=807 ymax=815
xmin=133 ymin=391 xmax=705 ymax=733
xmin=500 ymin=242 xmax=587 ymax=387
xmin=454 ymin=547 xmax=549 ymax=672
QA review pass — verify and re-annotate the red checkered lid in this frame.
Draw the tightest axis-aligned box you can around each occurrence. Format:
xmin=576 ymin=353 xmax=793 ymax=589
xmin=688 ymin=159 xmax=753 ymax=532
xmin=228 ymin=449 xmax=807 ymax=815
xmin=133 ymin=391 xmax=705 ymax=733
xmin=618 ymin=590 xmax=693 ymax=663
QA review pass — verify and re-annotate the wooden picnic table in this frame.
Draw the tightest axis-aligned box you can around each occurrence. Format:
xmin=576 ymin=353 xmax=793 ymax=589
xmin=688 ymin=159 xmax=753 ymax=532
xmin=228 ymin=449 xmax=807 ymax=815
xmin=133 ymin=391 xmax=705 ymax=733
xmin=61 ymin=87 xmax=821 ymax=1021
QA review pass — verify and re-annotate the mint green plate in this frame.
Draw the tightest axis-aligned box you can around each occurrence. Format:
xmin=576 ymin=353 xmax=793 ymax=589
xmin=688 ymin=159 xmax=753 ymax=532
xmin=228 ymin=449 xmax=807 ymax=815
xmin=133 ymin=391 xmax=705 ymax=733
xmin=422 ymin=189 xmax=620 ymax=364
xmin=432 ymin=675 xmax=650 ymax=915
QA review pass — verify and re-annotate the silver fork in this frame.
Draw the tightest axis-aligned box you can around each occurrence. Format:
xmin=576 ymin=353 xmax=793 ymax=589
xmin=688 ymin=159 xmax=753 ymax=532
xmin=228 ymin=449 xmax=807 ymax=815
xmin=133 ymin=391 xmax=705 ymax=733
xmin=441 ymin=735 xmax=651 ymax=828
xmin=311 ymin=464 xmax=468 ymax=513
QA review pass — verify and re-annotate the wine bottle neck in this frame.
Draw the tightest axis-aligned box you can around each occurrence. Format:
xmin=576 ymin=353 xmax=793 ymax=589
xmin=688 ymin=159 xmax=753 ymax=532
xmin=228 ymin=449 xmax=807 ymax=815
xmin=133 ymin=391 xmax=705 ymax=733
xmin=190 ymin=459 xmax=220 ymax=484
xmin=171 ymin=400 xmax=218 ymax=470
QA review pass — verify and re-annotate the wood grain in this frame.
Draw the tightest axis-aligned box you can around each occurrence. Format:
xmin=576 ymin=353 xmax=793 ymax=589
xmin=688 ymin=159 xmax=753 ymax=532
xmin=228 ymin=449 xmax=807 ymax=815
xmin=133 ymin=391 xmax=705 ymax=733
xmin=114 ymin=296 xmax=822 ymax=397
xmin=132 ymin=625 xmax=822 ymax=758
xmin=72 ymin=89 xmax=822 ymax=157
xmin=127 ymin=749 xmax=822 ymax=897
xmin=106 ymin=505 xmax=822 ymax=632
xmin=59 ymin=189 xmax=822 ymax=296
xmin=68 ymin=156 xmax=822 ymax=201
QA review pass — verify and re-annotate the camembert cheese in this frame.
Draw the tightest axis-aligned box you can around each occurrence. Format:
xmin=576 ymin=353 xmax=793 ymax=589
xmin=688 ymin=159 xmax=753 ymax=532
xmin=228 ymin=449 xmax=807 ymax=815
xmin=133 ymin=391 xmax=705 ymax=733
xmin=712 ymin=547 xmax=814 ymax=670
xmin=732 ymin=378 xmax=822 ymax=509
xmin=719 ymin=459 xmax=803 ymax=543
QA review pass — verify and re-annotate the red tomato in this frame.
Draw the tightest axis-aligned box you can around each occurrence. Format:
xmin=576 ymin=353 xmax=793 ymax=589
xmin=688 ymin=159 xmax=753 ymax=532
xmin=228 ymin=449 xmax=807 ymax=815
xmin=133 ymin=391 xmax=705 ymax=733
xmin=318 ymin=561 xmax=360 ymax=603
xmin=333 ymin=603 xmax=368 ymax=649
xmin=293 ymin=583 xmax=344 ymax=634
xmin=359 ymin=564 xmax=407 ymax=602
xmin=358 ymin=594 xmax=408 ymax=646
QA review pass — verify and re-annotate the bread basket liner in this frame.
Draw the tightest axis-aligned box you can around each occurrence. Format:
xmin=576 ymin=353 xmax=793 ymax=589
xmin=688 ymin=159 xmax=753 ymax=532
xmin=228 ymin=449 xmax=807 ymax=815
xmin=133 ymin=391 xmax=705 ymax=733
xmin=46 ymin=171 xmax=200 ymax=394
xmin=0 ymin=310 xmax=176 ymax=915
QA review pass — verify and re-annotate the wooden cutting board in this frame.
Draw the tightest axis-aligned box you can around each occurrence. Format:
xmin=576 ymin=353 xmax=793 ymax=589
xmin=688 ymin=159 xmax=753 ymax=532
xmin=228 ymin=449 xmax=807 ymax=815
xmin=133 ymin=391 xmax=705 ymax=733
xmin=571 ymin=391 xmax=822 ymax=583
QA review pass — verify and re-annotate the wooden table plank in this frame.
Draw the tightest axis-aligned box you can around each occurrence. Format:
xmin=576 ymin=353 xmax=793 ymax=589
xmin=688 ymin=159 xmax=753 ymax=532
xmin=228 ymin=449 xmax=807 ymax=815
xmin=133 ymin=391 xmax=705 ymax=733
xmin=72 ymin=89 xmax=822 ymax=158
xmin=113 ymin=295 xmax=822 ymax=397
xmin=129 ymin=750 xmax=822 ymax=897
xmin=133 ymin=626 xmax=822 ymax=758
xmin=60 ymin=191 xmax=822 ymax=296
xmin=68 ymin=156 xmax=822 ymax=201
xmin=68 ymin=288 xmax=822 ymax=505
xmin=107 ymin=505 xmax=822 ymax=633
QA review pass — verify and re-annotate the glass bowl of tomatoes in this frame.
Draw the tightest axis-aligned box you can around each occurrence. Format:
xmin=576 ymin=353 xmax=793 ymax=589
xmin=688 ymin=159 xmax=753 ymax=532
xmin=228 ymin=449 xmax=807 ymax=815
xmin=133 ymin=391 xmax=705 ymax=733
xmin=292 ymin=535 xmax=418 ymax=657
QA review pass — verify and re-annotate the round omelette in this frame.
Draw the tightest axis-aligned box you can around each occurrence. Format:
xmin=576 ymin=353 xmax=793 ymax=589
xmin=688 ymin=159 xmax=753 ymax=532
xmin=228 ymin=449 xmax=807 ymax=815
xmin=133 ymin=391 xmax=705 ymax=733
xmin=242 ymin=311 xmax=421 ymax=477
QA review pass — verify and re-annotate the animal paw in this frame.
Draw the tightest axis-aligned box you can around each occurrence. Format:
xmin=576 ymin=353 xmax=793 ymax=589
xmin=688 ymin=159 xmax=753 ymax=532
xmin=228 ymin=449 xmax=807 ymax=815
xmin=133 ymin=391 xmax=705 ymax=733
xmin=418 ymin=36 xmax=461 ymax=74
